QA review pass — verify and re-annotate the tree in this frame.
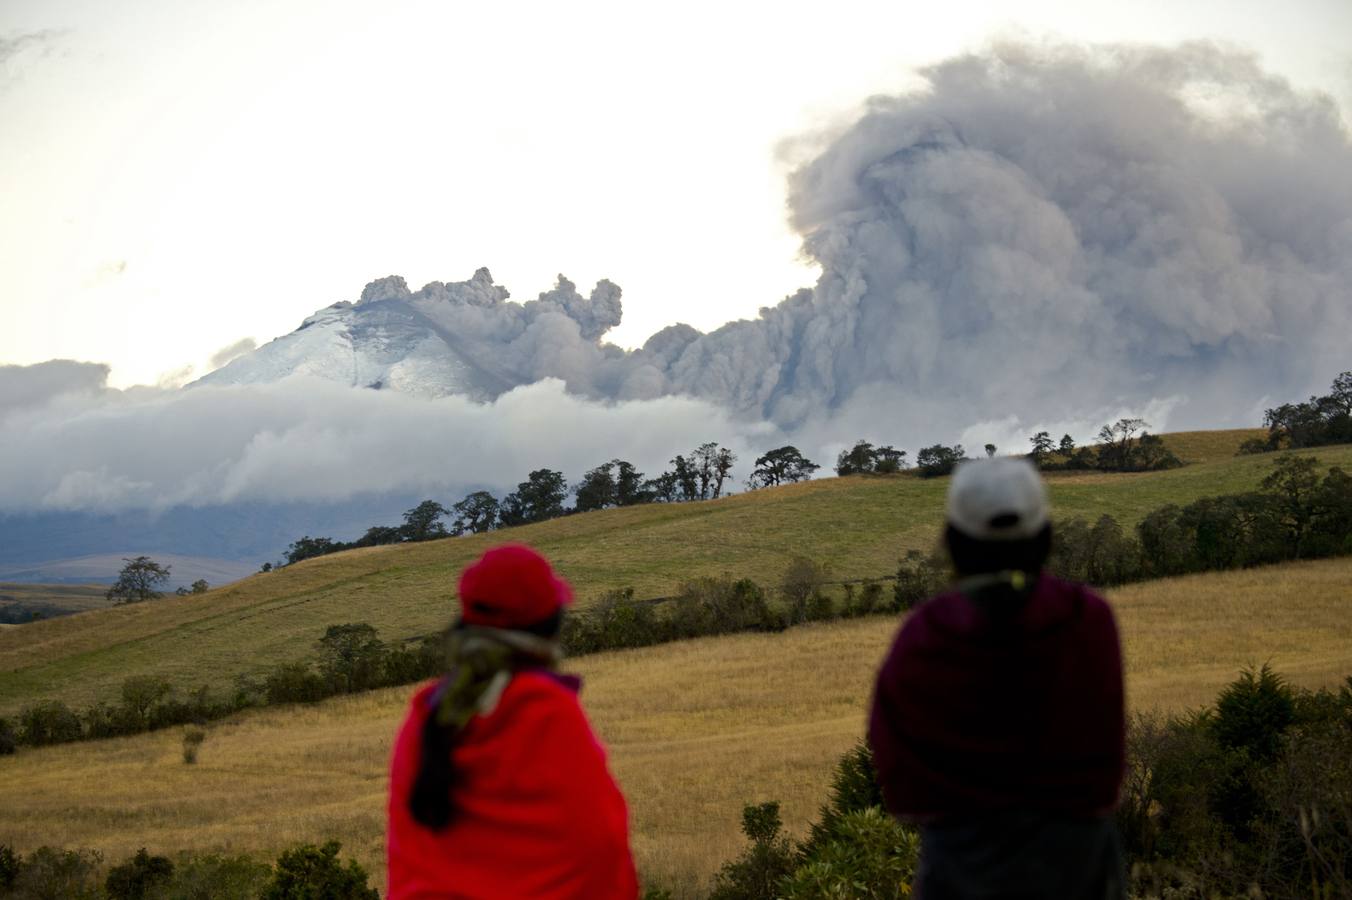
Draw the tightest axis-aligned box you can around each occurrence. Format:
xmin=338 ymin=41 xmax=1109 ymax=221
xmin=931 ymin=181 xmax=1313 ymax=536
xmin=451 ymin=491 xmax=499 ymax=534
xmin=354 ymin=525 xmax=402 ymax=547
xmin=1058 ymin=434 xmax=1076 ymax=455
xmin=984 ymin=443 xmax=997 ymax=458
xmin=714 ymin=446 xmax=737 ymax=498
xmin=915 ymin=444 xmax=965 ymax=477
xmin=643 ymin=470 xmax=680 ymax=503
xmin=670 ymin=455 xmax=699 ymax=501
xmin=613 ymin=460 xmax=649 ymax=506
xmin=1028 ymin=431 xmax=1054 ymax=462
xmin=401 ymin=500 xmax=449 ymax=542
xmin=690 ymin=442 xmax=736 ymax=499
xmin=260 ymin=562 xmax=273 ymax=573
xmin=285 ymin=536 xmax=342 ymax=565
xmin=836 ymin=440 xmax=876 ymax=476
xmin=1096 ymin=418 xmax=1147 ymax=471
xmin=316 ymin=623 xmax=385 ymax=693
xmin=1261 ymin=454 xmax=1321 ymax=557
xmin=873 ymin=446 xmax=907 ymax=473
xmin=499 ymin=469 xmax=568 ymax=526
xmin=190 ymin=579 xmax=209 ymax=594
xmin=106 ymin=556 xmax=171 ymax=604
xmin=120 ymin=675 xmax=173 ymax=728
xmin=747 ymin=446 xmax=820 ymax=489
xmin=574 ymin=462 xmax=618 ymax=512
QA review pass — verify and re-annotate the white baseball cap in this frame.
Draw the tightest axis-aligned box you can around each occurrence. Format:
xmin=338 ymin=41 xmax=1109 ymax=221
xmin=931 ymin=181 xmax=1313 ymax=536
xmin=946 ymin=457 xmax=1050 ymax=541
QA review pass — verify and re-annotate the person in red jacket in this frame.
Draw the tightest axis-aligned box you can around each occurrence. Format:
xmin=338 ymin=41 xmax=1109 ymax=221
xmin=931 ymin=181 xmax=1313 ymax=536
xmin=868 ymin=458 xmax=1126 ymax=899
xmin=387 ymin=544 xmax=638 ymax=899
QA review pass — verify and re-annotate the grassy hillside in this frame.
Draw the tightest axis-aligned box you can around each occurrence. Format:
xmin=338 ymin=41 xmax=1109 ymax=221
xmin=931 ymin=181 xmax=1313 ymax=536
xmin=0 ymin=582 xmax=111 ymax=623
xmin=1 ymin=430 xmax=1341 ymax=715
xmin=2 ymin=555 xmax=1349 ymax=897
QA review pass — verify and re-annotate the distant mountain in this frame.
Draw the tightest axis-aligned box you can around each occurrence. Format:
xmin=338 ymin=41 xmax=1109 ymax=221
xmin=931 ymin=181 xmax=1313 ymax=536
xmin=193 ymin=268 xmax=587 ymax=399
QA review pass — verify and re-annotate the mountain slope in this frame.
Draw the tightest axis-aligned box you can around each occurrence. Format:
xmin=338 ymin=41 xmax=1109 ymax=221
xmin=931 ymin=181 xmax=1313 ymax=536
xmin=1 ymin=431 xmax=1341 ymax=713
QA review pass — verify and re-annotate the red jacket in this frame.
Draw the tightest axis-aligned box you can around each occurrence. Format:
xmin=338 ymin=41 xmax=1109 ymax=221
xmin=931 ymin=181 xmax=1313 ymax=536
xmin=868 ymin=574 xmax=1125 ymax=821
xmin=387 ymin=671 xmax=638 ymax=899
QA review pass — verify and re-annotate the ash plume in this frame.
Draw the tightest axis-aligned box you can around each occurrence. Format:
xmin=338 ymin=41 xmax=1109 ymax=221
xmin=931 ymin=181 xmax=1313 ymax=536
xmin=4 ymin=41 xmax=1351 ymax=516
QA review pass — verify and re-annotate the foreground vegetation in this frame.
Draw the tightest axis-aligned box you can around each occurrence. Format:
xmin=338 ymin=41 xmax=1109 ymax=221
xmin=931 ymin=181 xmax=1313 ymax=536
xmin=10 ymin=429 xmax=1349 ymax=715
xmin=7 ymin=444 xmax=1350 ymax=754
xmin=2 ymin=556 xmax=1350 ymax=896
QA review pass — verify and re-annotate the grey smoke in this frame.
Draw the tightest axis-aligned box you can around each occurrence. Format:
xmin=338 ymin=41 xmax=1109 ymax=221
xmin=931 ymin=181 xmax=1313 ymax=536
xmin=260 ymin=42 xmax=1349 ymax=442
xmin=209 ymin=337 xmax=257 ymax=370
xmin=5 ymin=41 xmax=1351 ymax=514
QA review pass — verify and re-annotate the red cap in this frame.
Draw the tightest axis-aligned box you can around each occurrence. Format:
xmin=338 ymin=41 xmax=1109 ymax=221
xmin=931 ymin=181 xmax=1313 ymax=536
xmin=457 ymin=544 xmax=574 ymax=629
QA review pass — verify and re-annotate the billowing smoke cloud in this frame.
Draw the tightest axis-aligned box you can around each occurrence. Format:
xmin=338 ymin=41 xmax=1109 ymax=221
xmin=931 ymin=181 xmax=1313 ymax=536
xmin=209 ymin=337 xmax=256 ymax=370
xmin=217 ymin=42 xmax=1347 ymax=445
xmin=6 ymin=42 xmax=1351 ymax=518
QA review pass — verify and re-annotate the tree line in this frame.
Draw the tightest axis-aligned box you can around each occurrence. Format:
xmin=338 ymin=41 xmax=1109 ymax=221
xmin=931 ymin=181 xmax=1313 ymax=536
xmin=0 ymin=839 xmax=380 ymax=899
xmin=12 ymin=451 xmax=1349 ymax=757
xmin=277 ymin=411 xmax=1195 ymax=569
xmin=1243 ymin=369 xmax=1352 ymax=453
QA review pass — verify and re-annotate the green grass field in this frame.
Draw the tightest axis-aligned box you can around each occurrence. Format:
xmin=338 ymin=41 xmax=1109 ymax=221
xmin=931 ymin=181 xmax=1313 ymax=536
xmin=2 ymin=429 xmax=1346 ymax=716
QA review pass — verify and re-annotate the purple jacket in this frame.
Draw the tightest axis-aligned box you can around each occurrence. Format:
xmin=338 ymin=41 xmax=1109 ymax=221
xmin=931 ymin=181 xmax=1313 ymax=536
xmin=868 ymin=574 xmax=1125 ymax=822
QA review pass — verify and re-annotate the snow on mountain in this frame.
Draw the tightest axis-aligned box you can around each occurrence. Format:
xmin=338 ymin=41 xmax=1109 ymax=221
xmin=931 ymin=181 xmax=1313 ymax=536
xmin=194 ymin=269 xmax=537 ymax=400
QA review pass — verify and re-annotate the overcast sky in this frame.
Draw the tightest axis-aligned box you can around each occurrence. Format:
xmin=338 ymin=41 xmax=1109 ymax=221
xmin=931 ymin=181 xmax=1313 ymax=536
xmin=3 ymin=0 xmax=1350 ymax=388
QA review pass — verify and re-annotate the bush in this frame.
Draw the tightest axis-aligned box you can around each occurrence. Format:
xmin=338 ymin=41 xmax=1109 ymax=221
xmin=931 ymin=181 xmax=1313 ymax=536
xmin=708 ymin=802 xmax=797 ymax=900
xmin=106 ymin=848 xmax=174 ymax=899
xmin=782 ymin=808 xmax=918 ymax=900
xmin=260 ymin=840 xmax=378 ymax=900
xmin=10 ymin=846 xmax=103 ymax=899
xmin=0 ymin=717 xmax=16 ymax=755
xmin=264 ymin=662 xmax=330 ymax=705
xmin=155 ymin=853 xmax=272 ymax=900
xmin=781 ymin=558 xmax=829 ymax=626
xmin=804 ymin=741 xmax=885 ymax=852
xmin=668 ymin=577 xmax=780 ymax=639
xmin=181 ymin=727 xmax=206 ymax=764
xmin=18 ymin=700 xmax=83 ymax=746
xmin=893 ymin=551 xmax=948 ymax=611
xmin=1212 ymin=664 xmax=1296 ymax=763
xmin=0 ymin=844 xmax=19 ymax=891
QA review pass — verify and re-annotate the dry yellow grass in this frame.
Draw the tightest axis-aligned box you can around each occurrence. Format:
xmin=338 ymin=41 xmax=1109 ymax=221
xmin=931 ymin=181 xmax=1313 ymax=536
xmin=4 ymin=435 xmax=1346 ymax=717
xmin=3 ymin=556 xmax=1350 ymax=896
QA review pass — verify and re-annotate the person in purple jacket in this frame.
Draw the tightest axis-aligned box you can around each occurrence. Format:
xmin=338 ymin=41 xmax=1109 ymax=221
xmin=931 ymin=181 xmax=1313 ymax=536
xmin=868 ymin=457 xmax=1126 ymax=900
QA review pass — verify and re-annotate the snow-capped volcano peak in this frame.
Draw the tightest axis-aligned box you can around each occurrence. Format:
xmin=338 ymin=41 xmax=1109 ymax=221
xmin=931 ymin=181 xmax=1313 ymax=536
xmin=194 ymin=268 xmax=620 ymax=401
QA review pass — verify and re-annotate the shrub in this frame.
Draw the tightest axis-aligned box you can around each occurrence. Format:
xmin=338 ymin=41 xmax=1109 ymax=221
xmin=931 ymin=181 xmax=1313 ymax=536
xmin=0 ymin=844 xmax=18 ymax=890
xmin=181 ymin=727 xmax=206 ymax=764
xmin=668 ymin=577 xmax=780 ymax=639
xmin=260 ymin=840 xmax=378 ymax=900
xmin=781 ymin=558 xmax=829 ymax=625
xmin=0 ymin=717 xmax=16 ymax=755
xmin=708 ymin=802 xmax=796 ymax=900
xmin=264 ymin=662 xmax=329 ymax=705
xmin=782 ymin=808 xmax=918 ymax=900
xmin=10 ymin=846 xmax=103 ymax=899
xmin=1212 ymin=664 xmax=1296 ymax=763
xmin=893 ymin=551 xmax=947 ymax=611
xmin=805 ymin=741 xmax=885 ymax=851
xmin=18 ymin=700 xmax=83 ymax=746
xmin=156 ymin=853 xmax=272 ymax=899
xmin=106 ymin=848 xmax=174 ymax=899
